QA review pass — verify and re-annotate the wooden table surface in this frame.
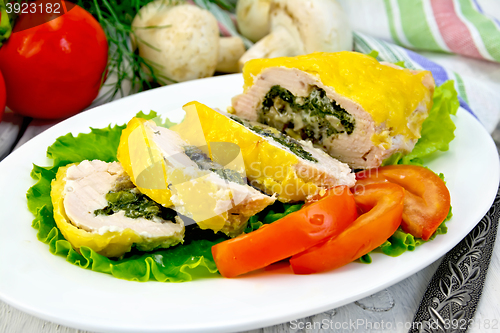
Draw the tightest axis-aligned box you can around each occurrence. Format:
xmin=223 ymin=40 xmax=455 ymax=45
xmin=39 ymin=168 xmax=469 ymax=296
xmin=0 ymin=114 xmax=499 ymax=333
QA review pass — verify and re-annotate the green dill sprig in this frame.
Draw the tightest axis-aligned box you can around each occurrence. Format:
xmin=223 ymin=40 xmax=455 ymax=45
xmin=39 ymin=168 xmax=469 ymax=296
xmin=72 ymin=0 xmax=178 ymax=101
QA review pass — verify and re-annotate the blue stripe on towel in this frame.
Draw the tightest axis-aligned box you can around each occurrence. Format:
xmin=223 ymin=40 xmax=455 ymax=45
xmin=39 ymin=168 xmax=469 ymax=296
xmin=406 ymin=50 xmax=449 ymax=85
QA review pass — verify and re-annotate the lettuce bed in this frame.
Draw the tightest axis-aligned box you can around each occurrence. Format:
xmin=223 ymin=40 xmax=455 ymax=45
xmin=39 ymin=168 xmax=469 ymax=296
xmin=26 ymin=79 xmax=458 ymax=281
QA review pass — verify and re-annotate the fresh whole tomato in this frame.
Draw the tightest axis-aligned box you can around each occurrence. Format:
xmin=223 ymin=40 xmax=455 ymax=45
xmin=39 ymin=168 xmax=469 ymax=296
xmin=0 ymin=0 xmax=108 ymax=119
xmin=355 ymin=165 xmax=451 ymax=240
xmin=0 ymin=69 xmax=5 ymax=122
xmin=212 ymin=186 xmax=358 ymax=278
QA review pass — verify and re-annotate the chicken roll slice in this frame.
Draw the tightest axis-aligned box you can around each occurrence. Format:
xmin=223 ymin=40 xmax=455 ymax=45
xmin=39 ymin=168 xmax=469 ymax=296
xmin=232 ymin=51 xmax=435 ymax=169
xmin=117 ymin=117 xmax=275 ymax=236
xmin=174 ymin=101 xmax=355 ymax=203
xmin=51 ymin=160 xmax=184 ymax=258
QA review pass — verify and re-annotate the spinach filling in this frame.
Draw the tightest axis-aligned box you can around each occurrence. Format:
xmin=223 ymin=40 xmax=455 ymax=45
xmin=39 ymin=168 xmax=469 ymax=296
xmin=94 ymin=189 xmax=177 ymax=221
xmin=251 ymin=126 xmax=318 ymax=162
xmin=259 ymin=85 xmax=355 ymax=143
xmin=230 ymin=115 xmax=318 ymax=163
xmin=183 ymin=145 xmax=246 ymax=185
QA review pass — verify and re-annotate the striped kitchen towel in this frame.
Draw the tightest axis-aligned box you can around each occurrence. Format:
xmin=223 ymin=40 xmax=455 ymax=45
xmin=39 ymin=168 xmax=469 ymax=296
xmin=339 ymin=0 xmax=500 ymax=62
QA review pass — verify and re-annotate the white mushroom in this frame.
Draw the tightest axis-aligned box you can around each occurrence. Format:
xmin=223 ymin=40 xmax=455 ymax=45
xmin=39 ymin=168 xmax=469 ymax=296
xmin=236 ymin=0 xmax=271 ymax=42
xmin=216 ymin=36 xmax=246 ymax=73
xmin=132 ymin=1 xmax=245 ymax=84
xmin=238 ymin=0 xmax=353 ymax=69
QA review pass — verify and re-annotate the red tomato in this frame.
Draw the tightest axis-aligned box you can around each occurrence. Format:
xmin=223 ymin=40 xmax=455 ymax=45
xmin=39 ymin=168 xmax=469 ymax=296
xmin=355 ymin=165 xmax=451 ymax=240
xmin=0 ymin=0 xmax=108 ymax=119
xmin=290 ymin=183 xmax=404 ymax=274
xmin=0 ymin=69 xmax=5 ymax=122
xmin=212 ymin=186 xmax=358 ymax=278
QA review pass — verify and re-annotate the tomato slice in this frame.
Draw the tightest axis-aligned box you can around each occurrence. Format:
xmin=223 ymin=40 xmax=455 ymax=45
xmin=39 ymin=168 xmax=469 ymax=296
xmin=290 ymin=183 xmax=404 ymax=274
xmin=355 ymin=165 xmax=451 ymax=240
xmin=211 ymin=186 xmax=358 ymax=278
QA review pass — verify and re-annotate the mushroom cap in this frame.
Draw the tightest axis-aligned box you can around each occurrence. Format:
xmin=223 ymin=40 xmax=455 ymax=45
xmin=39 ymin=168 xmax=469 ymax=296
xmin=238 ymin=0 xmax=353 ymax=67
xmin=270 ymin=0 xmax=352 ymax=53
xmin=217 ymin=36 xmax=246 ymax=73
xmin=132 ymin=2 xmax=219 ymax=84
xmin=236 ymin=0 xmax=271 ymax=42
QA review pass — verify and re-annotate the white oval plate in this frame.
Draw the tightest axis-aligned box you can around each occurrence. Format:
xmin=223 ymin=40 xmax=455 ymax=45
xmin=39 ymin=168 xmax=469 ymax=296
xmin=0 ymin=74 xmax=498 ymax=333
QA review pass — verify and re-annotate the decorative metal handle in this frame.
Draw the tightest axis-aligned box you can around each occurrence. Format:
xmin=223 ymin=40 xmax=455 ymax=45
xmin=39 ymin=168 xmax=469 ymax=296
xmin=410 ymin=188 xmax=500 ymax=333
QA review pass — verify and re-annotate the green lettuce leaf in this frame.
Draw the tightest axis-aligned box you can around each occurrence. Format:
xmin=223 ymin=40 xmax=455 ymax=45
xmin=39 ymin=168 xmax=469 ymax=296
xmin=401 ymin=80 xmax=458 ymax=164
xmin=244 ymin=202 xmax=303 ymax=233
xmin=27 ymin=111 xmax=223 ymax=282
xmin=366 ymin=50 xmax=379 ymax=59
xmin=135 ymin=110 xmax=177 ymax=128
xmin=47 ymin=125 xmax=126 ymax=167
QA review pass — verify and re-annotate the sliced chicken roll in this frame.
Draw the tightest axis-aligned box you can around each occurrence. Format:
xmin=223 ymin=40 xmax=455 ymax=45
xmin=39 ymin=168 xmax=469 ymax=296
xmin=117 ymin=117 xmax=275 ymax=236
xmin=51 ymin=160 xmax=184 ymax=258
xmin=175 ymin=101 xmax=355 ymax=203
xmin=232 ymin=51 xmax=435 ymax=169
